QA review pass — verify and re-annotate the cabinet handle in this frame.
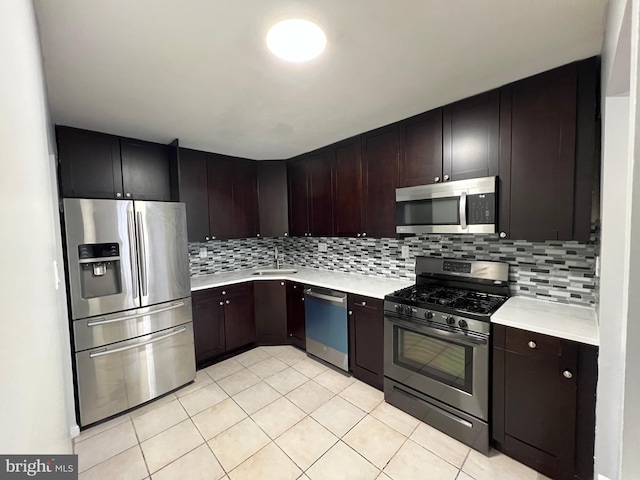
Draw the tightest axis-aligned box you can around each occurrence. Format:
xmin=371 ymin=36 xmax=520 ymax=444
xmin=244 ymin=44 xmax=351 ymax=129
xmin=357 ymin=233 xmax=361 ymax=237
xmin=499 ymin=232 xmax=507 ymax=239
xmin=212 ymin=236 xmax=216 ymax=240
xmin=348 ymin=310 xmax=353 ymax=315
xmin=222 ymin=291 xmax=226 ymax=295
xmin=301 ymin=298 xmax=305 ymax=302
xmin=225 ymin=300 xmax=230 ymax=305
xmin=293 ymin=285 xmax=297 ymax=289
xmin=257 ymin=233 xmax=261 ymax=237
xmin=280 ymin=282 xmax=285 ymax=286
xmin=563 ymin=370 xmax=573 ymax=379
xmin=205 ymin=236 xmax=210 ymax=241
xmin=219 ymin=301 xmax=224 ymax=306
xmin=125 ymin=192 xmax=132 ymax=198
xmin=444 ymin=175 xmax=450 ymax=181
xmin=362 ymin=233 xmax=367 ymax=237
xmin=115 ymin=192 xmax=122 ymax=198
xmin=434 ymin=176 xmax=440 ymax=182
xmin=528 ymin=341 xmax=537 ymax=349
xmin=284 ymin=232 xmax=288 ymax=237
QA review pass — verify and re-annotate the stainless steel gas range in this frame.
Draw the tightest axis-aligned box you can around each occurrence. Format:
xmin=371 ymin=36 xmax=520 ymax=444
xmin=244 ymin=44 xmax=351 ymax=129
xmin=383 ymin=257 xmax=509 ymax=454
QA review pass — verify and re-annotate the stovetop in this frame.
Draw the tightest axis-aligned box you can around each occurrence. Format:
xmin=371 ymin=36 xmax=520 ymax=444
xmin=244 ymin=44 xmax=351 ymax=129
xmin=386 ymin=284 xmax=508 ymax=317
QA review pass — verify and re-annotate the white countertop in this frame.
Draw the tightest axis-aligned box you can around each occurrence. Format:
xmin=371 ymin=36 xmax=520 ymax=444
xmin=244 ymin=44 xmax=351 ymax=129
xmin=190 ymin=266 xmax=413 ymax=300
xmin=491 ymin=296 xmax=599 ymax=346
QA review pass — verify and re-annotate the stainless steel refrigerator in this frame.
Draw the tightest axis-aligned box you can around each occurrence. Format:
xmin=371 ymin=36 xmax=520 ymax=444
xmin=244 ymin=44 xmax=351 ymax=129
xmin=63 ymin=199 xmax=195 ymax=427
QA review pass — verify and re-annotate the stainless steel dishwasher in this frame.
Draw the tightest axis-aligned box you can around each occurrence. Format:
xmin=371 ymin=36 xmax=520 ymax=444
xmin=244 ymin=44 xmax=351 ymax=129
xmin=304 ymin=287 xmax=349 ymax=371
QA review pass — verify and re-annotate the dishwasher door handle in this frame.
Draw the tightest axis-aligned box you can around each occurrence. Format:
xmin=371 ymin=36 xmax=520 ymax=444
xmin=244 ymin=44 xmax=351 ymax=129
xmin=305 ymin=289 xmax=346 ymax=304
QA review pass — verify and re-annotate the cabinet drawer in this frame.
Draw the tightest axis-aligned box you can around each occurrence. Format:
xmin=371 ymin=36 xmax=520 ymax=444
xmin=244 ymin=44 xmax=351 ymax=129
xmin=193 ymin=282 xmax=253 ymax=301
xmin=349 ymin=295 xmax=382 ymax=312
xmin=505 ymin=328 xmax=561 ymax=358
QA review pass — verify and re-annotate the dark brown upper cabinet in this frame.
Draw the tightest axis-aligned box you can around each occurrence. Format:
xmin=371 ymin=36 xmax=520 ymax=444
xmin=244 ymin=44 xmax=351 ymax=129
xmin=257 ymin=160 xmax=289 ymax=237
xmin=442 ymin=90 xmax=500 ymax=183
xmin=399 ymin=109 xmax=443 ymax=187
xmin=179 ymin=148 xmax=258 ymax=241
xmin=57 ymin=126 xmax=175 ymax=201
xmin=332 ymin=136 xmax=364 ymax=237
xmin=361 ymin=125 xmax=399 ymax=238
xmin=499 ymin=58 xmax=598 ymax=242
xmin=287 ymin=150 xmax=334 ymax=237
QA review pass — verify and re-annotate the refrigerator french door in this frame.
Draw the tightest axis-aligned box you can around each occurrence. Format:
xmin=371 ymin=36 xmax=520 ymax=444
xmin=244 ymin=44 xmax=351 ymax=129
xmin=63 ymin=199 xmax=195 ymax=426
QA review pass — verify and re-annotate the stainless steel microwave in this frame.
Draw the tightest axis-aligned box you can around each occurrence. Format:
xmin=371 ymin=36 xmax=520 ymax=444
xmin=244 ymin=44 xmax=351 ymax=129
xmin=396 ymin=176 xmax=497 ymax=234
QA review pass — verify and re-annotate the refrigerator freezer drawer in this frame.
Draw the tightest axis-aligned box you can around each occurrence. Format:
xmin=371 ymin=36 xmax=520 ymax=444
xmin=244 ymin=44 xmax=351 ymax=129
xmin=75 ymin=322 xmax=196 ymax=427
xmin=73 ymin=299 xmax=193 ymax=352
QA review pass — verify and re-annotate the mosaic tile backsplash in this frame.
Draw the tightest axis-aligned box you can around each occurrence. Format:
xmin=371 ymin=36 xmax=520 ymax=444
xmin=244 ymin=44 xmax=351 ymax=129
xmin=189 ymin=226 xmax=599 ymax=307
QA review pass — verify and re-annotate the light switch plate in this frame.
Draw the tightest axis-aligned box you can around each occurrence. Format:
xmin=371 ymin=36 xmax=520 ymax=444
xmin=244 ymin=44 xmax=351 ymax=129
xmin=401 ymin=245 xmax=410 ymax=258
xmin=318 ymin=242 xmax=328 ymax=252
xmin=199 ymin=247 xmax=208 ymax=259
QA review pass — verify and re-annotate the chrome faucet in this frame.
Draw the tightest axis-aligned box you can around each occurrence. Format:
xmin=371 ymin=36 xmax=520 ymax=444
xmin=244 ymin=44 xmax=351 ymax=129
xmin=274 ymin=246 xmax=283 ymax=269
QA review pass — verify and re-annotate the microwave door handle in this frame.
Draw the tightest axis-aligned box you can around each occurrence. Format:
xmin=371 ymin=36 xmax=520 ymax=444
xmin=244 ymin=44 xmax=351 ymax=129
xmin=459 ymin=191 xmax=468 ymax=230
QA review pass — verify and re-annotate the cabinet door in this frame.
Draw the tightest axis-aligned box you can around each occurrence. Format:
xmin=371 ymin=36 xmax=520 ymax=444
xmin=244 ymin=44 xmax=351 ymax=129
xmin=333 ymin=138 xmax=363 ymax=236
xmin=207 ymin=154 xmax=235 ymax=240
xmin=233 ymin=159 xmax=259 ymax=238
xmin=224 ymin=283 xmax=256 ymax=351
xmin=179 ymin=148 xmax=210 ymax=242
xmin=362 ymin=126 xmax=399 ymax=238
xmin=286 ymin=282 xmax=306 ymax=349
xmin=348 ymin=295 xmax=384 ymax=390
xmin=121 ymin=138 xmax=172 ymax=201
xmin=443 ymin=90 xmax=499 ymax=182
xmin=493 ymin=325 xmax=579 ymax=479
xmin=257 ymin=161 xmax=289 ymax=237
xmin=192 ymin=292 xmax=225 ymax=366
xmin=254 ymin=280 xmax=288 ymax=344
xmin=307 ymin=149 xmax=334 ymax=236
xmin=399 ymin=109 xmax=443 ymax=186
xmin=499 ymin=64 xmax=577 ymax=241
xmin=287 ymin=158 xmax=310 ymax=236
xmin=56 ymin=126 xmax=123 ymax=199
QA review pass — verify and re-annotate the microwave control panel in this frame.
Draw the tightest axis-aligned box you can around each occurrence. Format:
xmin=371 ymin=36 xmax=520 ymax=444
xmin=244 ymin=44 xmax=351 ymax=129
xmin=467 ymin=193 xmax=496 ymax=224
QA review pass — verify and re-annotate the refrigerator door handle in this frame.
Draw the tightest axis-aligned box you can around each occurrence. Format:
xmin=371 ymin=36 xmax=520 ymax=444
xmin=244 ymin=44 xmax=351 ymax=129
xmin=88 ymin=327 xmax=187 ymax=358
xmin=136 ymin=211 xmax=148 ymax=297
xmin=86 ymin=301 xmax=186 ymax=327
xmin=127 ymin=210 xmax=139 ymax=300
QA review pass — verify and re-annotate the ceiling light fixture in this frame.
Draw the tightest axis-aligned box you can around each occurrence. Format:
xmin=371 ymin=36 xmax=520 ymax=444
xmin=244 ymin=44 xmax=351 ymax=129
xmin=266 ymin=19 xmax=326 ymax=62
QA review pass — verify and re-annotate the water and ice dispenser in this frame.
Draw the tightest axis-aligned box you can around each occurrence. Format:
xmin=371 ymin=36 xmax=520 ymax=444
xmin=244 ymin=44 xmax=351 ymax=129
xmin=78 ymin=243 xmax=122 ymax=299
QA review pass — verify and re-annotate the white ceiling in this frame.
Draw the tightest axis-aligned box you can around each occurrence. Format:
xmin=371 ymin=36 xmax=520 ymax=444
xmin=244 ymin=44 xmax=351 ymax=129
xmin=34 ymin=0 xmax=608 ymax=160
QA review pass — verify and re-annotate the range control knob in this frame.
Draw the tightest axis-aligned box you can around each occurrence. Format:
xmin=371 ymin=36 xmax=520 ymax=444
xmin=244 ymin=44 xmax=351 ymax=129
xmin=424 ymin=311 xmax=434 ymax=320
xmin=395 ymin=304 xmax=404 ymax=314
xmin=458 ymin=319 xmax=468 ymax=329
xmin=446 ymin=316 xmax=455 ymax=325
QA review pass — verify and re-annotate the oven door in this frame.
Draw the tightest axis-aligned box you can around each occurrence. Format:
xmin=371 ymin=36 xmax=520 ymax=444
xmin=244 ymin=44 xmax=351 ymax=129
xmin=384 ymin=314 xmax=489 ymax=420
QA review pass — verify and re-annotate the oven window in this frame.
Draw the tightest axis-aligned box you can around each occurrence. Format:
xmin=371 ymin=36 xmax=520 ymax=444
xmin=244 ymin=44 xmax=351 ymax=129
xmin=394 ymin=327 xmax=473 ymax=394
xmin=397 ymin=198 xmax=460 ymax=226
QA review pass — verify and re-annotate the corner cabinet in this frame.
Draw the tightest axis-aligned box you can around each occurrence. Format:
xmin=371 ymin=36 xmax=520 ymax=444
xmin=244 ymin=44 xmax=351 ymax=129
xmin=57 ymin=126 xmax=176 ymax=201
xmin=286 ymin=281 xmax=306 ymax=349
xmin=498 ymin=58 xmax=599 ymax=242
xmin=257 ymin=161 xmax=289 ymax=237
xmin=254 ymin=280 xmax=288 ymax=345
xmin=492 ymin=324 xmax=598 ymax=480
xmin=348 ymin=294 xmax=384 ymax=390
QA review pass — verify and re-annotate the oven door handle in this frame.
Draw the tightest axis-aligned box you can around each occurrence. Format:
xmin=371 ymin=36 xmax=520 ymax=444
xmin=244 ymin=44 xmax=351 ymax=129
xmin=386 ymin=315 xmax=487 ymax=346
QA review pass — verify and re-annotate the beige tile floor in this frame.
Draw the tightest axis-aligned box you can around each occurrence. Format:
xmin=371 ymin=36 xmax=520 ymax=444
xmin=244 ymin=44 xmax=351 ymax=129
xmin=73 ymin=345 xmax=551 ymax=480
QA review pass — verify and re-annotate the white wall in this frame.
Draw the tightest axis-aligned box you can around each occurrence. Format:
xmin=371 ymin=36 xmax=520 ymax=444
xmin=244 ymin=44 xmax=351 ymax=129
xmin=596 ymin=0 xmax=640 ymax=478
xmin=0 ymin=0 xmax=75 ymax=453
xmin=620 ymin=0 xmax=640 ymax=476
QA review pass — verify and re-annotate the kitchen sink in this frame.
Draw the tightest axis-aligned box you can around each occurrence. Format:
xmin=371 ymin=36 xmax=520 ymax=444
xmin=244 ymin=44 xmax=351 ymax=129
xmin=252 ymin=269 xmax=297 ymax=276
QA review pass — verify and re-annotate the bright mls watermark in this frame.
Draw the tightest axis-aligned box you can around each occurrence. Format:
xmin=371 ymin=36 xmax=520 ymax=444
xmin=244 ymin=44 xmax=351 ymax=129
xmin=1 ymin=455 xmax=77 ymax=479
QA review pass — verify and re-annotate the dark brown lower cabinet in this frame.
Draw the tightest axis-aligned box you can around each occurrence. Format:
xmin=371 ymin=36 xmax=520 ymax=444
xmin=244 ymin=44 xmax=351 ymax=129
xmin=223 ymin=282 xmax=256 ymax=352
xmin=348 ymin=295 xmax=384 ymax=390
xmin=254 ymin=280 xmax=288 ymax=345
xmin=191 ymin=282 xmax=256 ymax=367
xmin=492 ymin=324 xmax=598 ymax=480
xmin=286 ymin=282 xmax=306 ymax=349
xmin=192 ymin=290 xmax=226 ymax=365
